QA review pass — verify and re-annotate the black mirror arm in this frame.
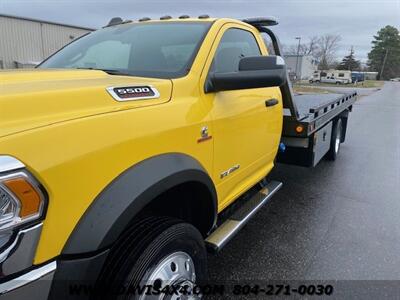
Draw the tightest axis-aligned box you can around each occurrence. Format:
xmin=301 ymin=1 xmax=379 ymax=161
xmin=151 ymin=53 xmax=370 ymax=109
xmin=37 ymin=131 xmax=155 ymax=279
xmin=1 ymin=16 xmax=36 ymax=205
xmin=205 ymin=75 xmax=216 ymax=93
xmin=256 ymin=26 xmax=300 ymax=120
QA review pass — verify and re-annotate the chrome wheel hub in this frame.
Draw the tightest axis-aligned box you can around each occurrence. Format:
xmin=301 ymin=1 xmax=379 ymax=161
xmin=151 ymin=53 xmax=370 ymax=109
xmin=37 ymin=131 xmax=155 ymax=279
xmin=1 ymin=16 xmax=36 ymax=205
xmin=138 ymin=251 xmax=198 ymax=300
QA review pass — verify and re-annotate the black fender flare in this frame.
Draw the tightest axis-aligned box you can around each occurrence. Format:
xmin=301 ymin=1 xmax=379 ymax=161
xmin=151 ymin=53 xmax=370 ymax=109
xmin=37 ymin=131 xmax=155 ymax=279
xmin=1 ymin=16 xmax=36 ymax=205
xmin=62 ymin=153 xmax=217 ymax=255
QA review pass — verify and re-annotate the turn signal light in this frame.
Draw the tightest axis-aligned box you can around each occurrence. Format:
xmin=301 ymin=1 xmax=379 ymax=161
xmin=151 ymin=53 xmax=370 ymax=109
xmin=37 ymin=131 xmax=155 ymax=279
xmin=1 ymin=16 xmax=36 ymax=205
xmin=0 ymin=172 xmax=45 ymax=232
xmin=295 ymin=125 xmax=304 ymax=133
xmin=4 ymin=177 xmax=42 ymax=218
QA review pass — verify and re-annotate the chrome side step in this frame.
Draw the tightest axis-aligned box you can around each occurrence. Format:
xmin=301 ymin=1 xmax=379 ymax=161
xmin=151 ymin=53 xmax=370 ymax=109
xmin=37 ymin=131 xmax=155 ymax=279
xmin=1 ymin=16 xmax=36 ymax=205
xmin=205 ymin=180 xmax=282 ymax=252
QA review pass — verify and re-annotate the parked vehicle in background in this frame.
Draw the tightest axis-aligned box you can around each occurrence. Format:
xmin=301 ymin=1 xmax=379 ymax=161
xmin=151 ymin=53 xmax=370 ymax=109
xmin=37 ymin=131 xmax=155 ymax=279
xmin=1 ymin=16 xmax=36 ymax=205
xmin=334 ymin=70 xmax=352 ymax=84
xmin=309 ymin=70 xmax=351 ymax=84
xmin=351 ymin=71 xmax=365 ymax=83
xmin=324 ymin=70 xmax=351 ymax=84
xmin=321 ymin=76 xmax=348 ymax=84
xmin=390 ymin=78 xmax=400 ymax=82
xmin=309 ymin=70 xmax=321 ymax=83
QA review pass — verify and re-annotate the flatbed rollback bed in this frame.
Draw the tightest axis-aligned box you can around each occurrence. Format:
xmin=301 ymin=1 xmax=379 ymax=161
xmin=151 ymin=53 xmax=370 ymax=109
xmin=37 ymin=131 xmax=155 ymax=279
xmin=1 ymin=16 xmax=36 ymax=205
xmin=279 ymin=92 xmax=356 ymax=167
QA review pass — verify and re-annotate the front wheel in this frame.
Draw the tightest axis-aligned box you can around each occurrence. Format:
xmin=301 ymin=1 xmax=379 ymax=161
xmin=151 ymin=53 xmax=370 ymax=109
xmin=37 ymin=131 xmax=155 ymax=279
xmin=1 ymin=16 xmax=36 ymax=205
xmin=98 ymin=217 xmax=207 ymax=299
xmin=327 ymin=119 xmax=342 ymax=161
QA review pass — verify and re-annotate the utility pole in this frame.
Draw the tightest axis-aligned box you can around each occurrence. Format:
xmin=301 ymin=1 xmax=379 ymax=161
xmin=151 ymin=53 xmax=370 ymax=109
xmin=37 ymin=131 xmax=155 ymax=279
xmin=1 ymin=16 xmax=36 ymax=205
xmin=380 ymin=48 xmax=389 ymax=80
xmin=295 ymin=37 xmax=301 ymax=82
xmin=349 ymin=46 xmax=354 ymax=71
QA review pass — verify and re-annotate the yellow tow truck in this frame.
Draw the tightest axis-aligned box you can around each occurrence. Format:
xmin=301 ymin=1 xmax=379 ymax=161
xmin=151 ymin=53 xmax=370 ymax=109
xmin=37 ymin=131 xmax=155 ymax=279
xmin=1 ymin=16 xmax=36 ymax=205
xmin=0 ymin=15 xmax=356 ymax=299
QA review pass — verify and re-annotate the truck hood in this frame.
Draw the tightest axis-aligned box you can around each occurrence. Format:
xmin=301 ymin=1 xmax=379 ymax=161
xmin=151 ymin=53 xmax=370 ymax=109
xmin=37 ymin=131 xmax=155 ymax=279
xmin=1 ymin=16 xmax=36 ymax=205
xmin=0 ymin=69 xmax=172 ymax=138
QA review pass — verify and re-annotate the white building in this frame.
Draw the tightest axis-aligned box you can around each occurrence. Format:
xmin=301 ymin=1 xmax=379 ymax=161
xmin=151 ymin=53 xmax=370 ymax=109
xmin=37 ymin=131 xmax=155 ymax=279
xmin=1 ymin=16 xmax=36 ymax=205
xmin=0 ymin=14 xmax=94 ymax=69
xmin=284 ymin=55 xmax=318 ymax=81
xmin=363 ymin=72 xmax=378 ymax=80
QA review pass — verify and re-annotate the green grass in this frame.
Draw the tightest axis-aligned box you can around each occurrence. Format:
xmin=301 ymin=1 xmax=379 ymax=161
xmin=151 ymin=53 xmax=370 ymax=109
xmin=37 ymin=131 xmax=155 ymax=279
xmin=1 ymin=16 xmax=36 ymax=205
xmin=292 ymin=85 xmax=334 ymax=94
xmin=352 ymin=80 xmax=384 ymax=88
xmin=298 ymin=80 xmax=384 ymax=89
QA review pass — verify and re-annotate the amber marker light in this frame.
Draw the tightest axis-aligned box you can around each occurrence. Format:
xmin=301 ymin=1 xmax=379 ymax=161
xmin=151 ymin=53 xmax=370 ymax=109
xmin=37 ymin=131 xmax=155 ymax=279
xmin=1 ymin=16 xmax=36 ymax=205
xmin=295 ymin=125 xmax=304 ymax=133
xmin=0 ymin=156 xmax=47 ymax=232
xmin=4 ymin=177 xmax=42 ymax=219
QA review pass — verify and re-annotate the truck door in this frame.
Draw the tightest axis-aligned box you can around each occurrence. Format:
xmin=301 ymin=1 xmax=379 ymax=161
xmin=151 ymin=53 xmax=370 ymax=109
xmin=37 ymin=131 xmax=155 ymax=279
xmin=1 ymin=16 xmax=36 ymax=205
xmin=200 ymin=24 xmax=283 ymax=210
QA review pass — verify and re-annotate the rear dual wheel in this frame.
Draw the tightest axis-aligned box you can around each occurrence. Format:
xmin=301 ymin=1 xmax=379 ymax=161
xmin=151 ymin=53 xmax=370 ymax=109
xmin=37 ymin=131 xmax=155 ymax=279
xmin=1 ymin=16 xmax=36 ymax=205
xmin=327 ymin=118 xmax=343 ymax=161
xmin=98 ymin=217 xmax=207 ymax=299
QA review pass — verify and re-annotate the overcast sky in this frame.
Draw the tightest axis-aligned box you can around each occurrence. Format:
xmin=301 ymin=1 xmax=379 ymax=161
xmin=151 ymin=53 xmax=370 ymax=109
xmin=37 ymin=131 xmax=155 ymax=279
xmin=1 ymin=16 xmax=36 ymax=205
xmin=1 ymin=0 xmax=399 ymax=62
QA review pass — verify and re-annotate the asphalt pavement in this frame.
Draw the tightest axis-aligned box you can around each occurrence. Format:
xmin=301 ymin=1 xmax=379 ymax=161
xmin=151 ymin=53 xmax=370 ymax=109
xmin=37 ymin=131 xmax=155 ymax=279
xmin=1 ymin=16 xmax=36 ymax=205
xmin=207 ymin=82 xmax=400 ymax=298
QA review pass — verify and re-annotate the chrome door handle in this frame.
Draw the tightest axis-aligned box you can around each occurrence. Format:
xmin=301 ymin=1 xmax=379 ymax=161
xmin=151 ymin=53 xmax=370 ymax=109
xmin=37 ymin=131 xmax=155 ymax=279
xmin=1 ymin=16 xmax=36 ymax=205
xmin=265 ymin=99 xmax=279 ymax=107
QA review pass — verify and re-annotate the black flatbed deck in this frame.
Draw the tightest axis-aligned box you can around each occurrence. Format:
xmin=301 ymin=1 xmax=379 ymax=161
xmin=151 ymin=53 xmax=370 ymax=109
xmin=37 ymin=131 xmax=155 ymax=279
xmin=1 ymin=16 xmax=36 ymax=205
xmin=282 ymin=91 xmax=357 ymax=137
xmin=293 ymin=93 xmax=349 ymax=120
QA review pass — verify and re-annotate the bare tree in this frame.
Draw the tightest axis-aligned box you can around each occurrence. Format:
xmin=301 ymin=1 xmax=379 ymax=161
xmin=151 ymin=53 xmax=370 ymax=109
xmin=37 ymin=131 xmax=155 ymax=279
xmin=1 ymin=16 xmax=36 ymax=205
xmin=316 ymin=34 xmax=342 ymax=69
xmin=283 ymin=34 xmax=342 ymax=69
xmin=284 ymin=36 xmax=320 ymax=58
xmin=264 ymin=40 xmax=276 ymax=55
xmin=305 ymin=36 xmax=320 ymax=56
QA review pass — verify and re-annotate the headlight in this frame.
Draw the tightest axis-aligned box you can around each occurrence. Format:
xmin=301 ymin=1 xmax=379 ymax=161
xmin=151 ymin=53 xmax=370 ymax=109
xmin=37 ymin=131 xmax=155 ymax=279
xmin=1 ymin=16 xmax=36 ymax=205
xmin=0 ymin=156 xmax=47 ymax=278
xmin=0 ymin=156 xmax=46 ymax=232
xmin=0 ymin=185 xmax=19 ymax=226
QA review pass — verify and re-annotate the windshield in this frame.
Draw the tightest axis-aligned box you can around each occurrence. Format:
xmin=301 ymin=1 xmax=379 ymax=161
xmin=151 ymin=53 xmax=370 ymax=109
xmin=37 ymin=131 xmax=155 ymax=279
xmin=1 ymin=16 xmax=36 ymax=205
xmin=39 ymin=22 xmax=211 ymax=78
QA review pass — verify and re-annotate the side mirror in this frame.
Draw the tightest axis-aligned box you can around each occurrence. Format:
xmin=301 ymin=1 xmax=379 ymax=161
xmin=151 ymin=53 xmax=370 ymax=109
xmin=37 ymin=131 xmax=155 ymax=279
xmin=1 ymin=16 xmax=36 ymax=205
xmin=205 ymin=55 xmax=287 ymax=93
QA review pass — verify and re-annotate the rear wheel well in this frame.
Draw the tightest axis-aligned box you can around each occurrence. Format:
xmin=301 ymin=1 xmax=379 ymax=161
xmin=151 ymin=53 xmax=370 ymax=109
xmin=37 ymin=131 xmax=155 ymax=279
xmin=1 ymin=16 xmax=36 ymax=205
xmin=134 ymin=181 xmax=216 ymax=237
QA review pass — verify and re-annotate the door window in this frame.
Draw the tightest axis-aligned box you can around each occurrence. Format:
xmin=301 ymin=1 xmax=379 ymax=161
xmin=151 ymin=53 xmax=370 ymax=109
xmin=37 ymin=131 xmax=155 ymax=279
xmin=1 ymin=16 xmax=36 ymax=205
xmin=210 ymin=28 xmax=261 ymax=74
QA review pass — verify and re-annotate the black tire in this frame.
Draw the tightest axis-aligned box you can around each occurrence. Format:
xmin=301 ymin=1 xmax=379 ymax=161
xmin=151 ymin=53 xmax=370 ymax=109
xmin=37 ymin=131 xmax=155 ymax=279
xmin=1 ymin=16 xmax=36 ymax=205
xmin=97 ymin=216 xmax=207 ymax=299
xmin=327 ymin=119 xmax=342 ymax=161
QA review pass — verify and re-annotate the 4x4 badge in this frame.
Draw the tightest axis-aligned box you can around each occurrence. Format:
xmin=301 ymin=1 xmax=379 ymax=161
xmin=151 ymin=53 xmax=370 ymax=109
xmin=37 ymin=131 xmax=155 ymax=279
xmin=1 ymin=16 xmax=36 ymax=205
xmin=197 ymin=126 xmax=212 ymax=143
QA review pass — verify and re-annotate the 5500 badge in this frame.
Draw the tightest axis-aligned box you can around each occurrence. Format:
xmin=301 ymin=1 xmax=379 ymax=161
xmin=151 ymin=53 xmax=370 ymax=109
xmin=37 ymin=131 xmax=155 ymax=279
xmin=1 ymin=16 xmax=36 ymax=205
xmin=107 ymin=86 xmax=160 ymax=101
